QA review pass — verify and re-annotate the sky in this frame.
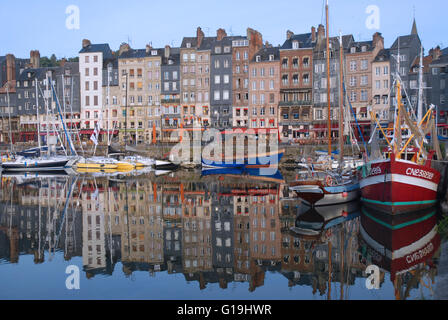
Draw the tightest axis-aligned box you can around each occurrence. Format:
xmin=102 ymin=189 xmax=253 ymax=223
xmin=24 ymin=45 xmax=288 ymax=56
xmin=0 ymin=0 xmax=446 ymax=59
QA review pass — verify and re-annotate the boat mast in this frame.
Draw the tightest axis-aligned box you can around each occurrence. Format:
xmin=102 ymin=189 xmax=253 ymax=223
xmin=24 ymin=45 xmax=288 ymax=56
xmin=326 ymin=0 xmax=332 ymax=156
xmin=338 ymin=32 xmax=345 ymax=165
xmin=45 ymin=72 xmax=51 ymax=156
xmin=107 ymin=63 xmax=112 ymax=151
xmin=417 ymin=46 xmax=424 ymax=123
xmin=6 ymin=82 xmax=13 ymax=154
xmin=35 ymin=74 xmax=41 ymax=151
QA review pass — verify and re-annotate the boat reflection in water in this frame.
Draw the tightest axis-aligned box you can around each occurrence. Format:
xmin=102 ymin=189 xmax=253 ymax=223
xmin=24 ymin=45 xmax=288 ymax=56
xmin=359 ymin=205 xmax=441 ymax=300
xmin=0 ymin=171 xmax=444 ymax=300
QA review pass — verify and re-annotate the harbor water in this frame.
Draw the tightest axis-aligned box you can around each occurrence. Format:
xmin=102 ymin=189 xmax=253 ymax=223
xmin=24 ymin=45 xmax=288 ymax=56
xmin=0 ymin=169 xmax=446 ymax=300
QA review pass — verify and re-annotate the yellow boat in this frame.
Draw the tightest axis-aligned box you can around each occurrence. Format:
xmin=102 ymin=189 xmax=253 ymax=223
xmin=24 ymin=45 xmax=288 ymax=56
xmin=76 ymin=168 xmax=117 ymax=174
xmin=116 ymin=162 xmax=135 ymax=171
xmin=76 ymin=162 xmax=118 ymax=170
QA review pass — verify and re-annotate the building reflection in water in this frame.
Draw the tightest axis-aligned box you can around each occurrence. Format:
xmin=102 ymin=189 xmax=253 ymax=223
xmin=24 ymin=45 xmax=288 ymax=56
xmin=0 ymin=171 xmax=443 ymax=299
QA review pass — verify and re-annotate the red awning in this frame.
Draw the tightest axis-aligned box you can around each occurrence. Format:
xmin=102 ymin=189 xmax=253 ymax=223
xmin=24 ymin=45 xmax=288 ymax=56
xmin=80 ymin=130 xmax=94 ymax=135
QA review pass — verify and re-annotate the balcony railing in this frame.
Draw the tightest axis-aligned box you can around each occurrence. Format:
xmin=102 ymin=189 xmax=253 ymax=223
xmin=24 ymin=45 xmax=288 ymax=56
xmin=279 ymin=100 xmax=312 ymax=106
xmin=161 ymin=99 xmax=181 ymax=104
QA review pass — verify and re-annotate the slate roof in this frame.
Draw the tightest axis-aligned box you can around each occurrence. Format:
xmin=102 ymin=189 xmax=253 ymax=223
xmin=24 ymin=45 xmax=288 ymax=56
xmin=347 ymin=40 xmax=374 ymax=53
xmin=390 ymin=34 xmax=421 ymax=49
xmin=373 ymin=49 xmax=391 ymax=63
xmin=314 ymin=35 xmax=354 ymax=52
xmin=118 ymin=48 xmax=164 ymax=59
xmin=161 ymin=47 xmax=181 ymax=66
xmin=79 ymin=43 xmax=114 ymax=60
xmin=252 ymin=46 xmax=281 ymax=62
xmin=280 ymin=32 xmax=315 ymax=50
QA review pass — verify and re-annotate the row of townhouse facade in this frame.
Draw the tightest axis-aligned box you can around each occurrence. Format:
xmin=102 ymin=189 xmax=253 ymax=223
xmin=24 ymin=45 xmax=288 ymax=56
xmin=1 ymin=19 xmax=448 ymax=146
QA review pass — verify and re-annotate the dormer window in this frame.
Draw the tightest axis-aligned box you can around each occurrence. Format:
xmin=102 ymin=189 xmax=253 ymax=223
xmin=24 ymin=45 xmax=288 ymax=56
xmin=269 ymin=55 xmax=274 ymax=61
xmin=28 ymin=72 xmax=32 ymax=78
xmin=351 ymin=47 xmax=356 ymax=54
xmin=292 ymin=41 xmax=299 ymax=49
xmin=256 ymin=56 xmax=261 ymax=62
xmin=215 ymin=47 xmax=222 ymax=54
xmin=362 ymin=46 xmax=367 ymax=52
xmin=168 ymin=59 xmax=173 ymax=65
xmin=186 ymin=43 xmax=191 ymax=48
xmin=151 ymin=50 xmax=158 ymax=56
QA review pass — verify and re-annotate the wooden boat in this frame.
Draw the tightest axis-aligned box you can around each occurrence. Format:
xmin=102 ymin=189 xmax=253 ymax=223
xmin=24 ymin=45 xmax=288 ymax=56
xmin=289 ymin=165 xmax=360 ymax=207
xmin=201 ymin=148 xmax=285 ymax=169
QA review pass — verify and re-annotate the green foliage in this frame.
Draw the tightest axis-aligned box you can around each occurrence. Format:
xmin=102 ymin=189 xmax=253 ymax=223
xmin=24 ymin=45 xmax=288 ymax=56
xmin=40 ymin=56 xmax=54 ymax=67
xmin=40 ymin=55 xmax=79 ymax=67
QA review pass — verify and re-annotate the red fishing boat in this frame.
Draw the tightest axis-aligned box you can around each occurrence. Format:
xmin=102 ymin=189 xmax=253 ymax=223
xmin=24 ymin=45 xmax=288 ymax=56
xmin=359 ymin=77 xmax=442 ymax=215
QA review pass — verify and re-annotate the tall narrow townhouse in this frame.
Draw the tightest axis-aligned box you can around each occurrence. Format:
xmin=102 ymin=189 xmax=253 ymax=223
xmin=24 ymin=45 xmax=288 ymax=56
xmin=144 ymin=45 xmax=164 ymax=143
xmin=345 ymin=32 xmax=384 ymax=141
xmin=118 ymin=44 xmax=163 ymax=144
xmin=279 ymin=28 xmax=316 ymax=142
xmin=0 ymin=54 xmax=29 ymax=144
xmin=161 ymin=46 xmax=181 ymax=143
xmin=428 ymin=47 xmax=448 ymax=128
xmin=181 ymin=27 xmax=213 ymax=131
xmin=248 ymin=46 xmax=281 ymax=135
xmin=313 ymin=25 xmax=353 ymax=142
xmin=79 ymin=39 xmax=114 ymax=142
xmin=372 ymin=49 xmax=392 ymax=126
xmin=232 ymin=28 xmax=263 ymax=129
xmin=210 ymin=29 xmax=234 ymax=130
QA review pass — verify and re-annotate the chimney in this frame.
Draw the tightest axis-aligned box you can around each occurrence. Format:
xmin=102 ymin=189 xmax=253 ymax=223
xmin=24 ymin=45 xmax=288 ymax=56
xmin=216 ymin=28 xmax=227 ymax=41
xmin=311 ymin=26 xmax=316 ymax=42
xmin=82 ymin=39 xmax=91 ymax=49
xmin=317 ymin=24 xmax=325 ymax=44
xmin=30 ymin=50 xmax=40 ymax=68
xmin=372 ymin=32 xmax=384 ymax=49
xmin=6 ymin=54 xmax=16 ymax=83
xmin=59 ymin=58 xmax=67 ymax=67
xmin=286 ymin=30 xmax=294 ymax=40
xmin=146 ymin=44 xmax=152 ymax=54
xmin=265 ymin=41 xmax=273 ymax=48
xmin=119 ymin=43 xmax=131 ymax=56
xmin=197 ymin=27 xmax=205 ymax=48
xmin=429 ymin=46 xmax=442 ymax=60
xmin=164 ymin=45 xmax=171 ymax=59
xmin=247 ymin=28 xmax=263 ymax=60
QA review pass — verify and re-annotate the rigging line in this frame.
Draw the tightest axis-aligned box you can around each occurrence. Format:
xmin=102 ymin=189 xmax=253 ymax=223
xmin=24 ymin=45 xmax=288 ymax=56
xmin=343 ymin=82 xmax=368 ymax=156
xmin=50 ymin=79 xmax=77 ymax=156
xmin=37 ymin=83 xmax=67 ymax=156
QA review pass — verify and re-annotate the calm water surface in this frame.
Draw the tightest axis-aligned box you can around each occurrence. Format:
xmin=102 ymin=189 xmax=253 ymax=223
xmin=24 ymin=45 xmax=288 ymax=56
xmin=0 ymin=169 xmax=444 ymax=300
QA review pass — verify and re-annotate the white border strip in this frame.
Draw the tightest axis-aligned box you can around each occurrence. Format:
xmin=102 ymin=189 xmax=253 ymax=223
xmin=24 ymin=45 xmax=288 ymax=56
xmin=360 ymin=174 xmax=438 ymax=192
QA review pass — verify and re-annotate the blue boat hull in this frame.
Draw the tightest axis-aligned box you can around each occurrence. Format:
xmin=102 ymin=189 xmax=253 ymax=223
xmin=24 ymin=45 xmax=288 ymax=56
xmin=202 ymin=150 xmax=284 ymax=169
